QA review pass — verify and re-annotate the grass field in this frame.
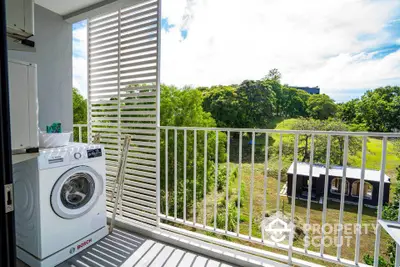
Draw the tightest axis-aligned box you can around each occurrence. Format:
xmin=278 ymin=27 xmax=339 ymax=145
xmin=191 ymin=119 xmax=400 ymax=266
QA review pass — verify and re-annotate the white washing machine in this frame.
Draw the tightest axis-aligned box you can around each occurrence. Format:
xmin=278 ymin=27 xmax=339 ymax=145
xmin=13 ymin=143 xmax=108 ymax=267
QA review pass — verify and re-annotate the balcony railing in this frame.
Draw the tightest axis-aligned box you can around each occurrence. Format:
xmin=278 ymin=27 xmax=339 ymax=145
xmin=73 ymin=123 xmax=400 ymax=267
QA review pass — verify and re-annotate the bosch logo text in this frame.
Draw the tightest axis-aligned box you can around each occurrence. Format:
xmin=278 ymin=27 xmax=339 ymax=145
xmin=77 ymin=238 xmax=92 ymax=250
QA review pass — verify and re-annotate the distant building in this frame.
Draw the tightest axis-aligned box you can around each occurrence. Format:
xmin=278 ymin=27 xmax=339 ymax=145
xmin=286 ymin=162 xmax=390 ymax=207
xmin=290 ymin=86 xmax=320 ymax=94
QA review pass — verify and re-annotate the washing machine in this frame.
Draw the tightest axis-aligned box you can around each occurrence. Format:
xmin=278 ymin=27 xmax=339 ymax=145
xmin=13 ymin=143 xmax=108 ymax=267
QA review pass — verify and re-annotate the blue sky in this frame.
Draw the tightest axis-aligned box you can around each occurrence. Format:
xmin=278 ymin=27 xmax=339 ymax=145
xmin=73 ymin=0 xmax=400 ymax=102
xmin=72 ymin=20 xmax=87 ymax=98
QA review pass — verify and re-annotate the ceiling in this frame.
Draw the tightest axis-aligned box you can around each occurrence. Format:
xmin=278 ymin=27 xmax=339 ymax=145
xmin=35 ymin=0 xmax=105 ymax=16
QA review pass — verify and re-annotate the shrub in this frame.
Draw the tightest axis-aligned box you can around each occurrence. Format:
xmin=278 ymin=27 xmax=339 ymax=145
xmin=213 ymin=203 xmax=238 ymax=232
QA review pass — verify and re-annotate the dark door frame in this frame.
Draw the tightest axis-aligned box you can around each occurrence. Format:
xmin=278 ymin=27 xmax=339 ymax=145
xmin=0 ymin=0 xmax=16 ymax=265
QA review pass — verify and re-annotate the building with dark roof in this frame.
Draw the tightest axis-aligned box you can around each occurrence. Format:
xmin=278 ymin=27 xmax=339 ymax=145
xmin=291 ymin=86 xmax=320 ymax=94
xmin=286 ymin=162 xmax=390 ymax=207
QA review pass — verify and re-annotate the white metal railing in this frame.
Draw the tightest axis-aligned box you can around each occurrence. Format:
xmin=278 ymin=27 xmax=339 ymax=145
xmin=74 ymin=123 xmax=400 ymax=267
xmin=158 ymin=126 xmax=400 ymax=267
xmin=73 ymin=124 xmax=88 ymax=143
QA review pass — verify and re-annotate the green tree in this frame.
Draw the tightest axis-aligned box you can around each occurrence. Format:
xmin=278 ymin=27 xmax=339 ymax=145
xmin=202 ymin=86 xmax=240 ymax=128
xmin=337 ymin=99 xmax=360 ymax=123
xmin=290 ymin=118 xmax=324 ymax=161
xmin=281 ymin=87 xmax=310 ymax=118
xmin=160 ymin=85 xmax=227 ymax=218
xmin=263 ymin=68 xmax=282 ymax=82
xmin=264 ymin=79 xmax=283 ymax=116
xmin=236 ymin=80 xmax=276 ymax=128
xmin=307 ymin=94 xmax=337 ymax=120
xmin=73 ymin=88 xmax=87 ymax=124
xmin=355 ymin=86 xmax=400 ymax=132
xmin=281 ymin=118 xmax=361 ymax=165
xmin=72 ymin=88 xmax=87 ymax=142
xmin=320 ymin=119 xmax=362 ymax=165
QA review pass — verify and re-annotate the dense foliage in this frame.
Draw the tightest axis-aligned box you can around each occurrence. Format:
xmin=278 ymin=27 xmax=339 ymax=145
xmin=202 ymin=79 xmax=314 ymax=129
xmin=72 ymin=88 xmax=87 ymax=142
xmin=337 ymin=86 xmax=400 ymax=132
xmin=200 ymin=72 xmax=400 ymax=133
xmin=307 ymin=94 xmax=337 ymax=120
xmin=73 ymin=88 xmax=87 ymax=124
xmin=159 ymin=85 xmax=227 ymax=217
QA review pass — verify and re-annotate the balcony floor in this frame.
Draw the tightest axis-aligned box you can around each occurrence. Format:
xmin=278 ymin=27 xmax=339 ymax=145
xmin=17 ymin=228 xmax=239 ymax=267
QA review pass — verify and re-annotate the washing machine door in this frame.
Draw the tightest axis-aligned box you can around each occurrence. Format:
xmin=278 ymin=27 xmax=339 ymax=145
xmin=51 ymin=165 xmax=104 ymax=219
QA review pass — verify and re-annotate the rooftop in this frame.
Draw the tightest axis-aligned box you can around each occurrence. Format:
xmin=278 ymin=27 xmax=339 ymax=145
xmin=290 ymin=86 xmax=320 ymax=94
xmin=287 ymin=162 xmax=390 ymax=183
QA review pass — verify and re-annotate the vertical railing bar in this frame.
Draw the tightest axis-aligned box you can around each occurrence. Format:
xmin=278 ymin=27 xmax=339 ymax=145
xmin=305 ymin=134 xmax=315 ymax=253
xmin=165 ymin=129 xmax=168 ymax=217
xmin=337 ymin=135 xmax=349 ymax=260
xmin=374 ymin=137 xmax=388 ymax=267
xmin=276 ymin=134 xmax=283 ymax=212
xmin=237 ymin=131 xmax=243 ymax=236
xmin=214 ymin=131 xmax=219 ymax=231
xmin=354 ymin=136 xmax=367 ymax=264
xmin=249 ymin=131 xmax=255 ymax=239
xmin=225 ymin=131 xmax=230 ymax=233
xmin=79 ymin=126 xmax=82 ymax=143
xmin=183 ymin=129 xmax=187 ymax=222
xmin=262 ymin=133 xmax=269 ymax=243
xmin=320 ymin=134 xmax=332 ymax=256
xmin=396 ymin=198 xmax=400 ymax=267
xmin=193 ymin=130 xmax=197 ymax=225
xmin=87 ymin=19 xmax=92 ymax=143
xmin=203 ymin=131 xmax=208 ymax=228
xmin=174 ymin=129 xmax=177 ymax=220
xmin=288 ymin=134 xmax=299 ymax=264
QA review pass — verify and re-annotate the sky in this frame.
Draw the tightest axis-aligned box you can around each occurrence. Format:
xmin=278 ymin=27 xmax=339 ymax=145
xmin=73 ymin=0 xmax=400 ymax=102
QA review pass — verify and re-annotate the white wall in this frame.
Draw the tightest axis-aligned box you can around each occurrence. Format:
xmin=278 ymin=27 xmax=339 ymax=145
xmin=8 ymin=4 xmax=73 ymax=132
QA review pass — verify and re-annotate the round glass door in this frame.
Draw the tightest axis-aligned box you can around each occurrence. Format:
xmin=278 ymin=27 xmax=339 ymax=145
xmin=61 ymin=173 xmax=95 ymax=209
xmin=51 ymin=166 xmax=103 ymax=219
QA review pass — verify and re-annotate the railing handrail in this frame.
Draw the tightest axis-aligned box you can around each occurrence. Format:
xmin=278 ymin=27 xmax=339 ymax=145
xmin=158 ymin=125 xmax=400 ymax=137
xmin=74 ymin=124 xmax=400 ymax=137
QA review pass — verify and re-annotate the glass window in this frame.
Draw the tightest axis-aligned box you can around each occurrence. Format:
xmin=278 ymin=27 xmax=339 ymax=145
xmin=351 ymin=181 xmax=373 ymax=200
xmin=330 ymin=177 xmax=349 ymax=196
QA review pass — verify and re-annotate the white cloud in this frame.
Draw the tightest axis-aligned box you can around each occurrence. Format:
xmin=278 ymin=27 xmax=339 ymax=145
xmin=73 ymin=57 xmax=87 ymax=98
xmin=160 ymin=0 xmax=400 ymax=100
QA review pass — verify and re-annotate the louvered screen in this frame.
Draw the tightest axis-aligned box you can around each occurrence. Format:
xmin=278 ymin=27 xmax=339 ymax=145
xmin=88 ymin=0 xmax=160 ymax=226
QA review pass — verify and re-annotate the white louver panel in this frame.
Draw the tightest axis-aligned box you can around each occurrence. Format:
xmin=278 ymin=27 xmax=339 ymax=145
xmin=88 ymin=0 xmax=160 ymax=226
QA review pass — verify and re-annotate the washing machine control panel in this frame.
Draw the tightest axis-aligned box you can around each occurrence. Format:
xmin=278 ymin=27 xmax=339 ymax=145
xmin=38 ymin=144 xmax=105 ymax=169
